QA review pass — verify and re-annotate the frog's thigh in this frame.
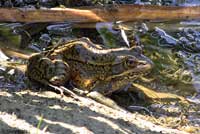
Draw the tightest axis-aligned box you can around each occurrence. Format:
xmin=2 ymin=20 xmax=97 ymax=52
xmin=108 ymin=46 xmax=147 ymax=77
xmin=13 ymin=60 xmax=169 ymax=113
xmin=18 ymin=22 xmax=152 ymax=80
xmin=87 ymin=91 xmax=123 ymax=111
xmin=49 ymin=59 xmax=70 ymax=85
xmin=27 ymin=54 xmax=54 ymax=82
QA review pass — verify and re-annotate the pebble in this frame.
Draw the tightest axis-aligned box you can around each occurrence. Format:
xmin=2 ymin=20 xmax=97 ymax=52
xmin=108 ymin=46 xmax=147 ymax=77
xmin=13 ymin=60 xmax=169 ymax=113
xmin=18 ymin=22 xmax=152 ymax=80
xmin=0 ymin=50 xmax=9 ymax=61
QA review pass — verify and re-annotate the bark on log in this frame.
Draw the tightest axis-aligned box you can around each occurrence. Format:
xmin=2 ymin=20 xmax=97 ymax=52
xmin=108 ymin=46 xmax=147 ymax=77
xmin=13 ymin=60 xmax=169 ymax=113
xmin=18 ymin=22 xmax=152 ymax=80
xmin=0 ymin=5 xmax=200 ymax=23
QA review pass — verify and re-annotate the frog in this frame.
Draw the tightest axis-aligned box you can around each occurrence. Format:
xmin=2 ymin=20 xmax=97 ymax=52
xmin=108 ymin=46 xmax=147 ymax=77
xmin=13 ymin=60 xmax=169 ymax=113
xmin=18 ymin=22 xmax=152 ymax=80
xmin=26 ymin=37 xmax=153 ymax=108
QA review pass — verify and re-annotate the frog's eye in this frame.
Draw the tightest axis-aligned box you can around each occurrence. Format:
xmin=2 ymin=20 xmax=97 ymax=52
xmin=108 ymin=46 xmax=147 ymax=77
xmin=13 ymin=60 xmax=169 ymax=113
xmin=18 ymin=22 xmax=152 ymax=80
xmin=125 ymin=58 xmax=137 ymax=68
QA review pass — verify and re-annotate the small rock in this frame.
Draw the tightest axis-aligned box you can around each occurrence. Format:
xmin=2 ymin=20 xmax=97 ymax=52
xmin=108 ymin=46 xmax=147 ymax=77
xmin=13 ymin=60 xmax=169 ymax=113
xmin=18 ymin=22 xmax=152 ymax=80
xmin=47 ymin=23 xmax=73 ymax=36
xmin=187 ymin=95 xmax=200 ymax=104
xmin=0 ymin=50 xmax=9 ymax=61
xmin=7 ymin=69 xmax=15 ymax=75
xmin=39 ymin=33 xmax=51 ymax=50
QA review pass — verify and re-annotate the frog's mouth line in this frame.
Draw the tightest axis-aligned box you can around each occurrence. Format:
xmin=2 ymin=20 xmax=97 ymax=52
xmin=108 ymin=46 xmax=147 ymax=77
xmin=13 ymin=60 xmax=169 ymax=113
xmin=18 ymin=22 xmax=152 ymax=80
xmin=105 ymin=63 xmax=152 ymax=81
xmin=134 ymin=63 xmax=152 ymax=72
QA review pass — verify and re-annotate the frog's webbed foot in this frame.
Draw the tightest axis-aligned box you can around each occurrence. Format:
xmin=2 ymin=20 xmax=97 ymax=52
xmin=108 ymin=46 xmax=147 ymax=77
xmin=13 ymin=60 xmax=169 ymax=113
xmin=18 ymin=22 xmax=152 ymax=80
xmin=87 ymin=91 xmax=124 ymax=111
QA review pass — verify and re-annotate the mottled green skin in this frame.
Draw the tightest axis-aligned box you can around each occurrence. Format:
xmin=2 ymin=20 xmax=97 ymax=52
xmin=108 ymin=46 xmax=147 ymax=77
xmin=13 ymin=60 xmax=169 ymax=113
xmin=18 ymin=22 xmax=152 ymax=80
xmin=26 ymin=38 xmax=152 ymax=95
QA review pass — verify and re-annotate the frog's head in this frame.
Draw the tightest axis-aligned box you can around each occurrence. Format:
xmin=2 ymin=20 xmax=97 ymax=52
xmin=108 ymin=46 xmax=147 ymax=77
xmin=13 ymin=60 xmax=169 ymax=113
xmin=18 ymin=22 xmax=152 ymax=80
xmin=113 ymin=46 xmax=152 ymax=77
xmin=98 ymin=46 xmax=153 ymax=94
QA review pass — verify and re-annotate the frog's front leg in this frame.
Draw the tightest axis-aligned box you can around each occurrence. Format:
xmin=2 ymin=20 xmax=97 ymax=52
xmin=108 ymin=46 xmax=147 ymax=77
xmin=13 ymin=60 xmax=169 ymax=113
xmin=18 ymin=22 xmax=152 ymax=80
xmin=26 ymin=53 xmax=70 ymax=86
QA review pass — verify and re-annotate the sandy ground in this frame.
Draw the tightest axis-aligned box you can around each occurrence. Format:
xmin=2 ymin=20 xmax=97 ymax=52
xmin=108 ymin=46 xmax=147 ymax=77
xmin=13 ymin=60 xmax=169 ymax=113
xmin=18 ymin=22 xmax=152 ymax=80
xmin=0 ymin=87 xmax=190 ymax=134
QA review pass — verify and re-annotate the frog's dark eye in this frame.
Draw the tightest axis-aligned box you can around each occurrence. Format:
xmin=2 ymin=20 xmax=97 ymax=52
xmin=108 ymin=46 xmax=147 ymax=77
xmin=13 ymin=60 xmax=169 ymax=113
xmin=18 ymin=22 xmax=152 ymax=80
xmin=125 ymin=58 xmax=137 ymax=68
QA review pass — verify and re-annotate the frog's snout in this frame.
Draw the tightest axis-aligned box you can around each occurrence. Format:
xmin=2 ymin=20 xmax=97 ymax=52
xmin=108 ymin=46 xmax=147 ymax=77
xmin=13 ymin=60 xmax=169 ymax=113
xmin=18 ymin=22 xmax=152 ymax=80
xmin=138 ymin=55 xmax=154 ymax=71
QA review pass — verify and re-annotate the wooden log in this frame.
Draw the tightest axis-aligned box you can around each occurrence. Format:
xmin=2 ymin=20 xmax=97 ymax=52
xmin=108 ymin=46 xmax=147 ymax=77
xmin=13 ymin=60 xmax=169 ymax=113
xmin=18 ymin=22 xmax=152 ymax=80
xmin=0 ymin=5 xmax=200 ymax=23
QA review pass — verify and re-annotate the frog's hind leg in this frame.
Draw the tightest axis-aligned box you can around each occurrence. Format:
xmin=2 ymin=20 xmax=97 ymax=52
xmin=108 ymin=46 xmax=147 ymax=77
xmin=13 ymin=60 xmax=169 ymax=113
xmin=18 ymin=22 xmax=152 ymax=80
xmin=26 ymin=53 xmax=53 ymax=85
xmin=27 ymin=54 xmax=70 ymax=95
